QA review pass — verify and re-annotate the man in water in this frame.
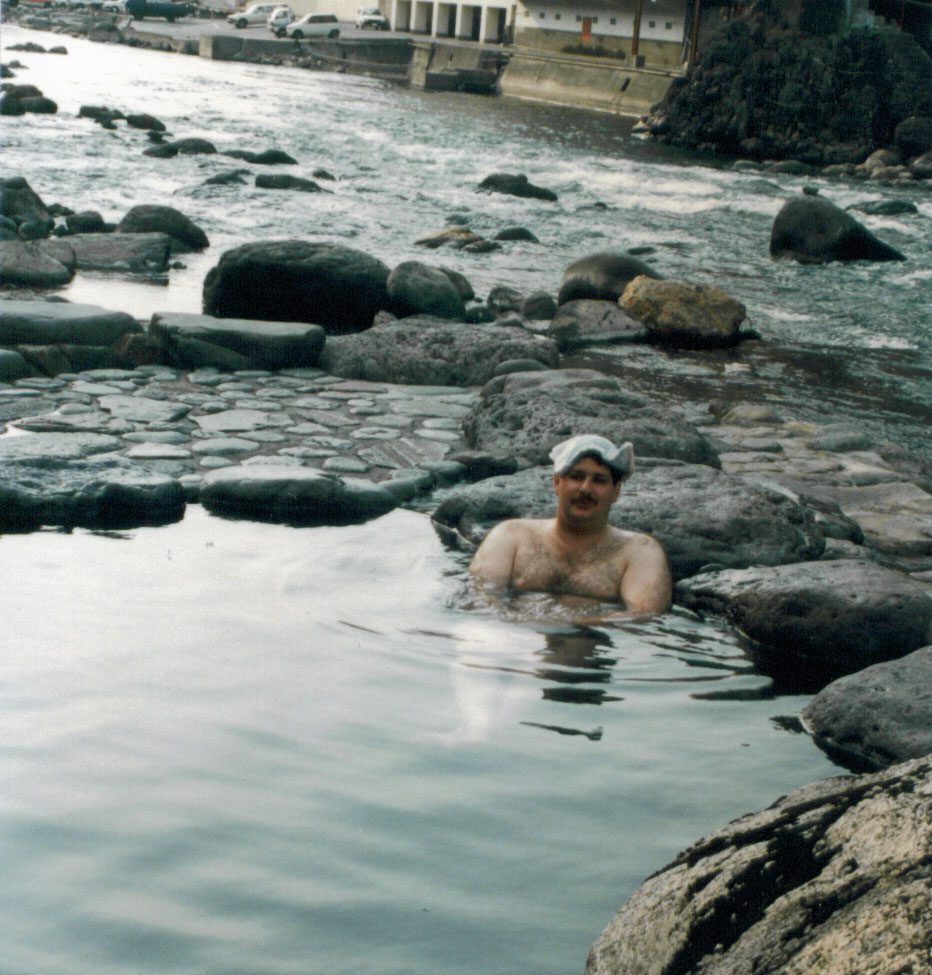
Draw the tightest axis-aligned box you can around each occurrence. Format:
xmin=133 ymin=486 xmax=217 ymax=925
xmin=469 ymin=434 xmax=672 ymax=616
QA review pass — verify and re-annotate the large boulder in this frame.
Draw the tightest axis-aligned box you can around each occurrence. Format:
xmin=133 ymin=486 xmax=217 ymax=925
xmin=802 ymin=646 xmax=932 ymax=771
xmin=386 ymin=261 xmax=466 ymax=320
xmin=476 ymin=172 xmax=557 ymax=201
xmin=675 ymin=560 xmax=932 ymax=680
xmin=620 ymin=276 xmax=748 ymax=347
xmin=149 ymin=312 xmax=325 ymax=371
xmin=202 ymin=240 xmax=390 ymax=334
xmin=586 ymin=756 xmax=932 ymax=975
xmin=462 ymin=369 xmax=721 ymax=469
xmin=199 ymin=464 xmax=396 ymax=526
xmin=770 ymin=194 xmax=905 ymax=264
xmin=320 ymin=316 xmax=558 ymax=386
xmin=0 ymin=240 xmax=73 ymax=287
xmin=0 ymin=432 xmax=185 ymax=530
xmin=557 ymin=251 xmax=660 ymax=305
xmin=0 ymin=299 xmax=141 ymax=345
xmin=431 ymin=462 xmax=824 ymax=580
xmin=116 ymin=205 xmax=209 ymax=252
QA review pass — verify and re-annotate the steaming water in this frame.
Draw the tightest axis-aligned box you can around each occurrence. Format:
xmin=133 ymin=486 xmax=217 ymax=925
xmin=0 ymin=24 xmax=924 ymax=975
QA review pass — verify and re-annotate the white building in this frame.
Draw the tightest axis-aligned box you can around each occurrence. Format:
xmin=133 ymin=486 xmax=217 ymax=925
xmin=515 ymin=1 xmax=689 ymax=65
xmin=384 ymin=0 xmax=689 ymax=64
xmin=388 ymin=0 xmax=515 ymax=42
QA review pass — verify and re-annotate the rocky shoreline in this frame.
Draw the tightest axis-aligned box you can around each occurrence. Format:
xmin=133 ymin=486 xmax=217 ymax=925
xmin=2 ymin=17 xmax=931 ymax=975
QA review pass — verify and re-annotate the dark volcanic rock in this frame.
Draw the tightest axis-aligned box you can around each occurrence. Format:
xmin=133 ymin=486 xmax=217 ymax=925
xmin=558 ymin=251 xmax=660 ymax=305
xmin=116 ymin=204 xmax=209 ymax=252
xmin=386 ymin=261 xmax=466 ymax=320
xmin=0 ymin=299 xmax=141 ymax=345
xmin=0 ymin=241 xmax=73 ymax=287
xmin=476 ymin=173 xmax=558 ymax=202
xmin=847 ymin=199 xmax=918 ymax=217
xmin=548 ymin=299 xmax=647 ymax=350
xmin=320 ymin=316 xmax=558 ymax=386
xmin=431 ymin=462 xmax=824 ymax=580
xmin=0 ymin=432 xmax=185 ymax=530
xmin=463 ymin=369 xmax=720 ymax=469
xmin=65 ymin=210 xmax=107 ymax=234
xmin=675 ymin=560 xmax=932 ymax=679
xmin=0 ymin=176 xmax=51 ymax=229
xmin=150 ymin=312 xmax=325 ymax=371
xmin=802 ymin=646 xmax=932 ymax=771
xmin=586 ymin=756 xmax=932 ymax=975
xmin=202 ymin=239 xmax=390 ymax=334
xmin=770 ymin=194 xmax=905 ymax=264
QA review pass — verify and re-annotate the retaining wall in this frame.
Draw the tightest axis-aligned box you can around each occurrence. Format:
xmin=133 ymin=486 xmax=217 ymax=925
xmin=500 ymin=50 xmax=679 ymax=116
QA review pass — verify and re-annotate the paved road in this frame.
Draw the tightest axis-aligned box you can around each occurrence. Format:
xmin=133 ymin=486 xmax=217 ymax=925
xmin=128 ymin=13 xmax=405 ymax=42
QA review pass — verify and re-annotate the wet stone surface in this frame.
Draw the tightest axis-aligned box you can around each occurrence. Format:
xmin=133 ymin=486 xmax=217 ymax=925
xmin=0 ymin=366 xmax=479 ymax=514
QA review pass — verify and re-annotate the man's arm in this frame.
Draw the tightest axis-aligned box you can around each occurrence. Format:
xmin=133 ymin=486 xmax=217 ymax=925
xmin=619 ymin=533 xmax=672 ymax=614
xmin=469 ymin=520 xmax=522 ymax=589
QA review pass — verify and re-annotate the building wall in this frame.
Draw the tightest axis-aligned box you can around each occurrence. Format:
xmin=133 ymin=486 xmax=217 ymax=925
xmin=389 ymin=0 xmax=514 ymax=40
xmin=515 ymin=1 xmax=687 ymax=66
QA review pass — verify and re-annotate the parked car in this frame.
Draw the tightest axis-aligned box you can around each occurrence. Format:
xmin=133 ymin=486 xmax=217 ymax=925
xmin=226 ymin=1 xmax=277 ymax=28
xmin=354 ymin=6 xmax=387 ymax=29
xmin=284 ymin=12 xmax=338 ymax=39
xmin=100 ymin=0 xmax=127 ymax=11
xmin=266 ymin=3 xmax=293 ymax=36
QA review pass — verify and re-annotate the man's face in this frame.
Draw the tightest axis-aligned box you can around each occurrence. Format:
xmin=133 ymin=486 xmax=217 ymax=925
xmin=553 ymin=456 xmax=621 ymax=528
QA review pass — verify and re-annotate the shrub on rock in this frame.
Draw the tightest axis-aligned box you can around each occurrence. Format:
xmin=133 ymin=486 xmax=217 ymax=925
xmin=202 ymin=239 xmax=390 ymax=334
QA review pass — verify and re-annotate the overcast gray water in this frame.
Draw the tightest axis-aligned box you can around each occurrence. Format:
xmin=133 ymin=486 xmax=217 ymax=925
xmin=0 ymin=24 xmax=925 ymax=975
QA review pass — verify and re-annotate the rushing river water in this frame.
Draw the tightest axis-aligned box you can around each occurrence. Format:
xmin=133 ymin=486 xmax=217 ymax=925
xmin=0 ymin=24 xmax=927 ymax=975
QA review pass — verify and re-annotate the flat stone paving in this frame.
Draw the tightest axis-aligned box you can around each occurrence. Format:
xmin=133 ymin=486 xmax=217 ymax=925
xmin=0 ymin=365 xmax=478 ymax=491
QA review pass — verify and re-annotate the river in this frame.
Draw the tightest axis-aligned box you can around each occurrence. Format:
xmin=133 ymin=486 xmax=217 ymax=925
xmin=0 ymin=23 xmax=927 ymax=975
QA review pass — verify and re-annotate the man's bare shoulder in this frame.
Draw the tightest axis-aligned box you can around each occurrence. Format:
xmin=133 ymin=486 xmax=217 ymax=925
xmin=486 ymin=518 xmax=551 ymax=541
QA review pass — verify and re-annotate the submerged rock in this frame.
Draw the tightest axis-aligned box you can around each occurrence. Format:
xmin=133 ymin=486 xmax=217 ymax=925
xmin=586 ymin=756 xmax=932 ymax=975
xmin=770 ymin=195 xmax=905 ymax=264
xmin=226 ymin=148 xmax=297 ymax=165
xmin=255 ymin=174 xmax=322 ymax=193
xmin=675 ymin=559 xmax=932 ymax=679
xmin=802 ymin=646 xmax=932 ymax=771
xmin=199 ymin=464 xmax=396 ymax=526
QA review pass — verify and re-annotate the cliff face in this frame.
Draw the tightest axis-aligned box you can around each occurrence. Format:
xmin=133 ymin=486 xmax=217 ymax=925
xmin=649 ymin=13 xmax=932 ymax=165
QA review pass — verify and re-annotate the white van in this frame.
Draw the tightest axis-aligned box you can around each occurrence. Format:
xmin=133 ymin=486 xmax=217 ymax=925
xmin=227 ymin=2 xmax=279 ymax=28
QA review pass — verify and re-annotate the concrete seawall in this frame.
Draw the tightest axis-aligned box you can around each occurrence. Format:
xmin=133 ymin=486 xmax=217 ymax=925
xmin=500 ymin=50 xmax=680 ymax=117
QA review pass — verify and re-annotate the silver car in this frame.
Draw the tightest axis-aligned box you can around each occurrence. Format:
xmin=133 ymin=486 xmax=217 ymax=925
xmin=284 ymin=12 xmax=339 ymax=38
